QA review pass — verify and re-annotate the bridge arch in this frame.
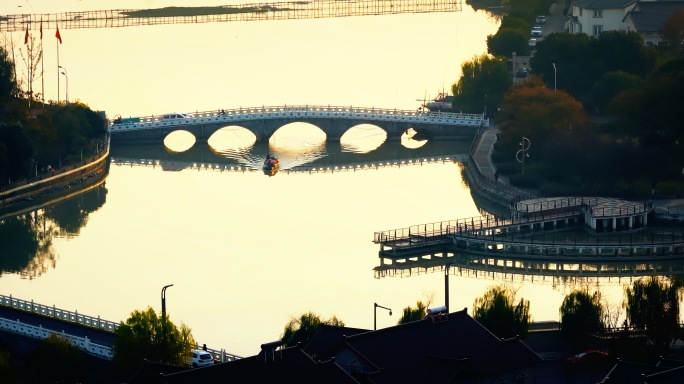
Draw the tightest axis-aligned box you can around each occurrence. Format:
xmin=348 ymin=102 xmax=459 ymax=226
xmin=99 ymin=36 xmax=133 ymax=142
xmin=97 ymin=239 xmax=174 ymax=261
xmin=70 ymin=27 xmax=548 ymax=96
xmin=109 ymin=106 xmax=486 ymax=146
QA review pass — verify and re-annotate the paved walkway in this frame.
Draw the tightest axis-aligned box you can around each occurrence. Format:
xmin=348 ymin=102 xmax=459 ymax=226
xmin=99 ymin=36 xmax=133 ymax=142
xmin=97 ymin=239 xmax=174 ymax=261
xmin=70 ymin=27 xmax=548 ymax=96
xmin=469 ymin=125 xmax=684 ymax=215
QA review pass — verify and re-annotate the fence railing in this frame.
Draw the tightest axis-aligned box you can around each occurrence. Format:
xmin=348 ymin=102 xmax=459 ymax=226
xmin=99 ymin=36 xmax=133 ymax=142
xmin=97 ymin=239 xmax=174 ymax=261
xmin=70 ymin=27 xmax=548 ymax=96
xmin=109 ymin=105 xmax=488 ymax=133
xmin=0 ymin=294 xmax=119 ymax=332
xmin=0 ymin=317 xmax=113 ymax=359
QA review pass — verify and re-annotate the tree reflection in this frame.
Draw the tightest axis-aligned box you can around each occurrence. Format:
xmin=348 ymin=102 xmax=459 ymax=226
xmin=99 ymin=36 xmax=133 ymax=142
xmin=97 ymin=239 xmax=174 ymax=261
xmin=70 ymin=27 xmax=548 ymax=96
xmin=0 ymin=184 xmax=107 ymax=278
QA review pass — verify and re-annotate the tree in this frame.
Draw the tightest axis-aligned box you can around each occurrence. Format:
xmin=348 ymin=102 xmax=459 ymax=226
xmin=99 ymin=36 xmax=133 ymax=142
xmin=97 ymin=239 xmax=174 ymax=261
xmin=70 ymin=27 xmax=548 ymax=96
xmin=112 ymin=306 xmax=195 ymax=376
xmin=559 ymin=289 xmax=605 ymax=339
xmin=281 ymin=311 xmax=344 ymax=348
xmin=0 ymin=46 xmax=19 ymax=101
xmin=591 ymin=70 xmax=644 ymax=113
xmin=529 ymin=32 xmax=595 ymax=99
xmin=473 ymin=285 xmax=531 ymax=339
xmin=660 ymin=9 xmax=684 ymax=53
xmin=487 ymin=28 xmax=530 ymax=57
xmin=29 ymin=333 xmax=87 ymax=383
xmin=398 ymin=300 xmax=429 ymax=324
xmin=497 ymin=78 xmax=587 ymax=155
xmin=451 ymin=53 xmax=511 ymax=115
xmin=624 ymin=277 xmax=682 ymax=353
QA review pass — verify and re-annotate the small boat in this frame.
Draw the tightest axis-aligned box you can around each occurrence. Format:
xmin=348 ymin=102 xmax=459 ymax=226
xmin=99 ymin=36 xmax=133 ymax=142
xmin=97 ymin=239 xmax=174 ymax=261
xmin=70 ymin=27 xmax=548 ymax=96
xmin=423 ymin=92 xmax=454 ymax=112
xmin=263 ymin=154 xmax=279 ymax=176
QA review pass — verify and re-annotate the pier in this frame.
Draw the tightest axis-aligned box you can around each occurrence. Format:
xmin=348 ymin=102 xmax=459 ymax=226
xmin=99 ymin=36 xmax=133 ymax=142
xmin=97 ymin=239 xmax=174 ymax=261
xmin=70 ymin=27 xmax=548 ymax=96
xmin=373 ymin=197 xmax=684 ymax=271
xmin=1 ymin=0 xmax=463 ymax=33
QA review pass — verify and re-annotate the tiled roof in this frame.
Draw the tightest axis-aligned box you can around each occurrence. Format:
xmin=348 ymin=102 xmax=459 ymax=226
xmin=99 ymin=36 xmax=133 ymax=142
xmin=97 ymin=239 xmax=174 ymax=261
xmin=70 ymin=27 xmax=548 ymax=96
xmin=626 ymin=1 xmax=684 ymax=33
xmin=335 ymin=309 xmax=541 ymax=383
xmin=303 ymin=324 xmax=370 ymax=357
xmin=573 ymin=0 xmax=637 ymax=10
xmin=162 ymin=346 xmax=360 ymax=383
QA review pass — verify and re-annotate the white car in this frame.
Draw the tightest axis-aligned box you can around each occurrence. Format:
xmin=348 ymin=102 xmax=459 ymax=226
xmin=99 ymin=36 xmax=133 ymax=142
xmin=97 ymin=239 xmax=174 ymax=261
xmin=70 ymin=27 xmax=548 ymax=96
xmin=528 ymin=38 xmax=537 ymax=48
xmin=531 ymin=27 xmax=543 ymax=37
xmin=187 ymin=349 xmax=214 ymax=368
xmin=162 ymin=113 xmax=194 ymax=120
xmin=535 ymin=15 xmax=546 ymax=24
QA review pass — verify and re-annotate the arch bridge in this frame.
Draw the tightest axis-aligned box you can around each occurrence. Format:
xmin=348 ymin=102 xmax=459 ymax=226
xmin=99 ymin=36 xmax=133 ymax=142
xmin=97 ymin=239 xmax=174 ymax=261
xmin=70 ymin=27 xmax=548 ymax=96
xmin=109 ymin=105 xmax=488 ymax=145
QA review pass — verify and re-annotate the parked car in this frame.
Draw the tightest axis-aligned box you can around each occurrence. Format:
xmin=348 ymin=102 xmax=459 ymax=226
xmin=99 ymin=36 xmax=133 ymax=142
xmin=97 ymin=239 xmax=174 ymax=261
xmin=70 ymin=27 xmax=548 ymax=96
xmin=162 ymin=113 xmax=194 ymax=120
xmin=531 ymin=26 xmax=543 ymax=37
xmin=566 ymin=350 xmax=610 ymax=365
xmin=187 ymin=349 xmax=214 ymax=368
xmin=535 ymin=15 xmax=546 ymax=24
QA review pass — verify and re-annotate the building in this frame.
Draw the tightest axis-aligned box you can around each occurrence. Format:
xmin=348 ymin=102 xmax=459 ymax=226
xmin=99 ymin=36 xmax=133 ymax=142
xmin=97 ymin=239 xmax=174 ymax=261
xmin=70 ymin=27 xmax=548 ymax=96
xmin=567 ymin=0 xmax=684 ymax=45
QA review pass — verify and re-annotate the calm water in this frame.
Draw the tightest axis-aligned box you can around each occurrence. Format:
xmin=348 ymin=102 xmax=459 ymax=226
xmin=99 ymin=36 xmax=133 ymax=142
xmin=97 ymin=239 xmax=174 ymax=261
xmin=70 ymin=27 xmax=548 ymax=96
xmin=0 ymin=1 xmax=669 ymax=358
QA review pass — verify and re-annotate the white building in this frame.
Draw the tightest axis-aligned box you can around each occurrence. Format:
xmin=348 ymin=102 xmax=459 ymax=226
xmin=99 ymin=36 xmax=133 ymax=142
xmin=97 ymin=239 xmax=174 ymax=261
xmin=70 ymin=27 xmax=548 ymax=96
xmin=567 ymin=0 xmax=684 ymax=43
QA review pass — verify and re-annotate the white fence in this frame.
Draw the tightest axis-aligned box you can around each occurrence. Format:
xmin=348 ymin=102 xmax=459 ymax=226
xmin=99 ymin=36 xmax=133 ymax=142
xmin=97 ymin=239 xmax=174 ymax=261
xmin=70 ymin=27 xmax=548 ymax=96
xmin=0 ymin=294 xmax=119 ymax=332
xmin=0 ymin=317 xmax=113 ymax=359
xmin=110 ymin=105 xmax=489 ymax=133
xmin=0 ymin=294 xmax=243 ymax=362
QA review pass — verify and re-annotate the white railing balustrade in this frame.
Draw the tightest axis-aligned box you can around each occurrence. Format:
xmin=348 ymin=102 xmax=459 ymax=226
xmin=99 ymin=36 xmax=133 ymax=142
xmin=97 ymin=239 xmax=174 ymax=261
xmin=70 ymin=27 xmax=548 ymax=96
xmin=109 ymin=105 xmax=489 ymax=133
xmin=0 ymin=294 xmax=119 ymax=332
xmin=0 ymin=317 xmax=113 ymax=359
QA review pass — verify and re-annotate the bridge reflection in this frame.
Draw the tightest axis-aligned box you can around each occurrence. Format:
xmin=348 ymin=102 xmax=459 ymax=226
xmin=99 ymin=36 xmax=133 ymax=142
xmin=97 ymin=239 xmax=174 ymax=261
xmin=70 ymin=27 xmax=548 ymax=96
xmin=374 ymin=253 xmax=684 ymax=285
xmin=111 ymin=154 xmax=467 ymax=174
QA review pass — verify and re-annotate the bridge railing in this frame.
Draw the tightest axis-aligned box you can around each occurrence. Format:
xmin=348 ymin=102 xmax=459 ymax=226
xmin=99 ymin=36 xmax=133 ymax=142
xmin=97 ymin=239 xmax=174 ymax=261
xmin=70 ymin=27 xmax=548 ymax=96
xmin=109 ymin=105 xmax=489 ymax=133
xmin=0 ymin=317 xmax=114 ymax=359
xmin=0 ymin=294 xmax=120 ymax=333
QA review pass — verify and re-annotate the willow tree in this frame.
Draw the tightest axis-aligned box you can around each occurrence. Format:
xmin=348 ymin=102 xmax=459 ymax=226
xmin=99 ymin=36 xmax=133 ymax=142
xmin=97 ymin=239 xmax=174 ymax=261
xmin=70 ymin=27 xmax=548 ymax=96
xmin=559 ymin=289 xmax=605 ymax=339
xmin=281 ymin=311 xmax=345 ymax=348
xmin=473 ymin=285 xmax=531 ymax=339
xmin=113 ymin=306 xmax=195 ymax=375
xmin=451 ymin=53 xmax=511 ymax=115
xmin=624 ymin=277 xmax=682 ymax=353
xmin=398 ymin=300 xmax=429 ymax=325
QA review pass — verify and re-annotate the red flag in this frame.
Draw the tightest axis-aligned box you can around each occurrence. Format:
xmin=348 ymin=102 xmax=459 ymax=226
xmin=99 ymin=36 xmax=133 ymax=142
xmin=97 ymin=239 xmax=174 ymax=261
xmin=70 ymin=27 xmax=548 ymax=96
xmin=55 ymin=27 xmax=62 ymax=44
xmin=24 ymin=25 xmax=29 ymax=44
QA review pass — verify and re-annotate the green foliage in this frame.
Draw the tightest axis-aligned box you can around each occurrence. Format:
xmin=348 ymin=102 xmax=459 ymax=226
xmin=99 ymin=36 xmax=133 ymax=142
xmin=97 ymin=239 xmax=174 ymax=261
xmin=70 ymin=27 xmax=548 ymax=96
xmin=487 ymin=28 xmax=530 ymax=57
xmin=398 ymin=300 xmax=428 ymax=324
xmin=281 ymin=311 xmax=345 ymax=348
xmin=473 ymin=285 xmax=531 ymax=339
xmin=113 ymin=306 xmax=195 ymax=375
xmin=559 ymin=289 xmax=605 ymax=338
xmin=624 ymin=277 xmax=682 ymax=353
xmin=591 ymin=70 xmax=644 ymax=113
xmin=452 ymin=54 xmax=511 ymax=114
xmin=0 ymin=347 xmax=14 ymax=383
xmin=29 ymin=333 xmax=87 ymax=383
xmin=0 ymin=47 xmax=19 ymax=101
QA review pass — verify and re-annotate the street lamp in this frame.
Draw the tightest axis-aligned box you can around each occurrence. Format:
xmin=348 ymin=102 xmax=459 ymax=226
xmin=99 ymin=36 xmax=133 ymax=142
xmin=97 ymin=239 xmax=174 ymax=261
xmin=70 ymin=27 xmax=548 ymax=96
xmin=516 ymin=136 xmax=531 ymax=176
xmin=58 ymin=65 xmax=68 ymax=104
xmin=374 ymin=303 xmax=392 ymax=330
xmin=552 ymin=62 xmax=556 ymax=92
xmin=161 ymin=284 xmax=173 ymax=322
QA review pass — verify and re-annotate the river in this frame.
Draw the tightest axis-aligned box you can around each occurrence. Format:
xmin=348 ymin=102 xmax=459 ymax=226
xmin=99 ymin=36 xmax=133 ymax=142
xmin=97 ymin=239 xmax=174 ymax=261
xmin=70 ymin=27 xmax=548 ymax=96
xmin=0 ymin=1 xmax=658 ymax=358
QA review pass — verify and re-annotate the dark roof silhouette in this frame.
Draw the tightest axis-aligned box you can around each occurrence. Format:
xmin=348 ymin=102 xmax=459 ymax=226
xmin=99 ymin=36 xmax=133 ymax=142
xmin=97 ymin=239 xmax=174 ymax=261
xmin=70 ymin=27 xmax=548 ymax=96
xmin=600 ymin=357 xmax=684 ymax=383
xmin=159 ymin=308 xmax=541 ymax=383
xmin=161 ymin=344 xmax=360 ymax=383
xmin=332 ymin=308 xmax=541 ymax=383
xmin=626 ymin=1 xmax=684 ymax=33
xmin=302 ymin=324 xmax=370 ymax=357
xmin=126 ymin=359 xmax=188 ymax=384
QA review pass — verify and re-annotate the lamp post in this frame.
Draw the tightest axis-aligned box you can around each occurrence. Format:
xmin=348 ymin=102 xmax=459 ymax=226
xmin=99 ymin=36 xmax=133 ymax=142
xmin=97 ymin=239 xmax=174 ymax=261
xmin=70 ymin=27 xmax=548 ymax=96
xmin=374 ymin=303 xmax=392 ymax=330
xmin=161 ymin=284 xmax=173 ymax=323
xmin=58 ymin=65 xmax=68 ymax=104
xmin=552 ymin=62 xmax=556 ymax=92
xmin=516 ymin=136 xmax=531 ymax=176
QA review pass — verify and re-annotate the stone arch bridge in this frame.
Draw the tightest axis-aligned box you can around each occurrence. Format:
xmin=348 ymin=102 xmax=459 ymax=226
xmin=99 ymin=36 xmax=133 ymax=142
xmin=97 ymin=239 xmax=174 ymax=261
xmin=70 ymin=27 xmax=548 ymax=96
xmin=109 ymin=105 xmax=488 ymax=145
